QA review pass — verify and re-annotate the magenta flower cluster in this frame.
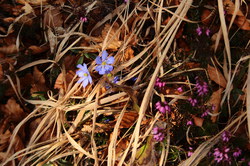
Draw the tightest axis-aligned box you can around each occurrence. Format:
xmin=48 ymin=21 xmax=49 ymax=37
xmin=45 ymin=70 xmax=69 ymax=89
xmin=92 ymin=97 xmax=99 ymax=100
xmin=76 ymin=50 xmax=114 ymax=88
xmin=187 ymin=147 xmax=194 ymax=157
xmin=196 ymin=26 xmax=210 ymax=36
xmin=188 ymin=98 xmax=198 ymax=106
xmin=155 ymin=101 xmax=171 ymax=114
xmin=155 ymin=78 xmax=166 ymax=88
xmin=221 ymin=131 xmax=231 ymax=142
xmin=212 ymin=131 xmax=242 ymax=164
xmin=213 ymin=146 xmax=231 ymax=163
xmin=195 ymin=77 xmax=209 ymax=96
xmin=152 ymin=127 xmax=165 ymax=142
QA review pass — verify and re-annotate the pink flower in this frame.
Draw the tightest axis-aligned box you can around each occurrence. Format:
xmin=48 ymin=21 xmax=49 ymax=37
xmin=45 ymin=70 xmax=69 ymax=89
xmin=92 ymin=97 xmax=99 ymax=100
xmin=221 ymin=131 xmax=231 ymax=142
xmin=188 ymin=98 xmax=198 ymax=107
xmin=196 ymin=27 xmax=202 ymax=36
xmin=177 ymin=87 xmax=183 ymax=92
xmin=187 ymin=120 xmax=193 ymax=126
xmin=152 ymin=127 xmax=165 ymax=142
xmin=155 ymin=78 xmax=166 ymax=88
xmin=233 ymin=147 xmax=242 ymax=158
xmin=155 ymin=101 xmax=171 ymax=114
xmin=80 ymin=17 xmax=87 ymax=23
xmin=201 ymin=109 xmax=209 ymax=117
xmin=195 ymin=78 xmax=209 ymax=96
xmin=187 ymin=147 xmax=194 ymax=157
xmin=213 ymin=147 xmax=231 ymax=164
xmin=205 ymin=29 xmax=211 ymax=36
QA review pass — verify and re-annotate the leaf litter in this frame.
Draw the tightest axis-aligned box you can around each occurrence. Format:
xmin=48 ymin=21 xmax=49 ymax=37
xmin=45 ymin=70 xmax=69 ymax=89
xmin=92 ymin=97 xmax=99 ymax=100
xmin=0 ymin=0 xmax=249 ymax=165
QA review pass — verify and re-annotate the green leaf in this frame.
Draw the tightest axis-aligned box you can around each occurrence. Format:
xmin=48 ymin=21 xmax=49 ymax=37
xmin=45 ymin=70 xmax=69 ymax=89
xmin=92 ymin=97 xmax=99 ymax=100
xmin=136 ymin=136 xmax=156 ymax=165
xmin=77 ymin=56 xmax=84 ymax=65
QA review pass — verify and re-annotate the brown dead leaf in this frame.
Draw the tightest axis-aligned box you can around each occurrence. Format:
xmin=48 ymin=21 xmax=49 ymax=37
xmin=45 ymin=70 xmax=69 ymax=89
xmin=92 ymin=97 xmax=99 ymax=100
xmin=116 ymin=139 xmax=129 ymax=157
xmin=114 ymin=112 xmax=138 ymax=128
xmin=1 ymin=98 xmax=26 ymax=123
xmin=18 ymin=15 xmax=33 ymax=26
xmin=29 ymin=117 xmax=55 ymax=142
xmin=0 ymin=44 xmax=18 ymax=54
xmin=54 ymin=70 xmax=75 ymax=90
xmin=44 ymin=7 xmax=63 ymax=28
xmin=122 ymin=47 xmax=134 ymax=62
xmin=0 ymin=64 xmax=3 ymax=81
xmin=100 ymin=23 xmax=122 ymax=50
xmin=30 ymin=66 xmax=48 ymax=94
xmin=191 ymin=115 xmax=204 ymax=127
xmin=207 ymin=64 xmax=227 ymax=88
xmin=224 ymin=0 xmax=250 ymax=30
xmin=207 ymin=88 xmax=224 ymax=123
xmin=17 ymin=0 xmax=48 ymax=5
xmin=0 ymin=119 xmax=11 ymax=151
xmin=201 ymin=9 xmax=214 ymax=26
xmin=25 ymin=45 xmax=49 ymax=55
xmin=136 ymin=136 xmax=157 ymax=166
xmin=163 ymin=16 xmax=186 ymax=39
xmin=85 ymin=23 xmax=122 ymax=51
xmin=177 ymin=38 xmax=191 ymax=52
xmin=82 ymin=123 xmax=112 ymax=133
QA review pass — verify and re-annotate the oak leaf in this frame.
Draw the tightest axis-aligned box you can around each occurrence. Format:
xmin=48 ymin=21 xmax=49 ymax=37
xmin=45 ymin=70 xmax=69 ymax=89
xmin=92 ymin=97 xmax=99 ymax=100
xmin=1 ymin=98 xmax=26 ymax=123
xmin=207 ymin=88 xmax=224 ymax=123
xmin=224 ymin=0 xmax=250 ymax=30
xmin=16 ymin=0 xmax=48 ymax=5
xmin=207 ymin=64 xmax=227 ymax=88
xmin=192 ymin=115 xmax=204 ymax=127
xmin=30 ymin=66 xmax=48 ymax=94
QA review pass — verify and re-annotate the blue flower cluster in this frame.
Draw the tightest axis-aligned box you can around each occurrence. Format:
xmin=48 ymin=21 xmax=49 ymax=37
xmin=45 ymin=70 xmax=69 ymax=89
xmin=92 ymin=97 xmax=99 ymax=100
xmin=76 ymin=50 xmax=115 ymax=88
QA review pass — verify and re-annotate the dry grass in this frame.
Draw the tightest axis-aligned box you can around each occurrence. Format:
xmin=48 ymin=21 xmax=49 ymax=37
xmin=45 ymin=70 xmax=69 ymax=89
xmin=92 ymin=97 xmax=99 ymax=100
xmin=1 ymin=0 xmax=250 ymax=165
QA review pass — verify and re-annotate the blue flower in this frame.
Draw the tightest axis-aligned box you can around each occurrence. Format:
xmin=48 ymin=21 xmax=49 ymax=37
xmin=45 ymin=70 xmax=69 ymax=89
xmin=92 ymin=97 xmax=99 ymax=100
xmin=76 ymin=63 xmax=92 ymax=88
xmin=112 ymin=76 xmax=120 ymax=84
xmin=95 ymin=50 xmax=114 ymax=75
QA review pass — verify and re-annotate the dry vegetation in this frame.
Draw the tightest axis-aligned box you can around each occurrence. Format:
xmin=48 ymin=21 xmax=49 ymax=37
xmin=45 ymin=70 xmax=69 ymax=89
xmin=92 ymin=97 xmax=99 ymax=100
xmin=0 ymin=0 xmax=250 ymax=165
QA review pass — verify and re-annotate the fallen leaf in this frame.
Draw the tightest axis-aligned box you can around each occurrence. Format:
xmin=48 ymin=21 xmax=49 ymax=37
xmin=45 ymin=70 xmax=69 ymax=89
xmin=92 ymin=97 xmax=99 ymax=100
xmin=114 ymin=112 xmax=138 ymax=128
xmin=22 ymin=2 xmax=33 ymax=14
xmin=122 ymin=47 xmax=134 ymax=62
xmin=192 ymin=115 xmax=204 ymax=127
xmin=44 ymin=7 xmax=63 ymax=28
xmin=177 ymin=38 xmax=191 ymax=52
xmin=224 ymin=0 xmax=250 ymax=30
xmin=136 ymin=136 xmax=156 ymax=166
xmin=25 ymin=45 xmax=49 ymax=55
xmin=0 ymin=119 xmax=11 ymax=151
xmin=207 ymin=64 xmax=227 ymax=88
xmin=54 ymin=70 xmax=75 ymax=91
xmin=201 ymin=9 xmax=214 ymax=25
xmin=16 ymin=0 xmax=48 ymax=5
xmin=116 ymin=139 xmax=129 ymax=157
xmin=84 ymin=23 xmax=122 ymax=51
xmin=0 ymin=64 xmax=3 ymax=81
xmin=1 ymin=98 xmax=26 ymax=123
xmin=0 ymin=44 xmax=18 ymax=54
xmin=30 ymin=66 xmax=48 ymax=94
xmin=207 ymin=88 xmax=224 ymax=123
xmin=29 ymin=117 xmax=55 ymax=142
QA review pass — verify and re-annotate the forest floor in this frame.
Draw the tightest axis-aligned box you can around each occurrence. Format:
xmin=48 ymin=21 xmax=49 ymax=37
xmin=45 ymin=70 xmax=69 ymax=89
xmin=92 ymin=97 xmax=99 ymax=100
xmin=0 ymin=0 xmax=250 ymax=165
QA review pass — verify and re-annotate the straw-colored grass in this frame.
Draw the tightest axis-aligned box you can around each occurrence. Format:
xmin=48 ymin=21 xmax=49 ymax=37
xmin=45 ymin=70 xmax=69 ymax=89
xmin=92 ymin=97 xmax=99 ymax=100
xmin=1 ymin=0 xmax=249 ymax=165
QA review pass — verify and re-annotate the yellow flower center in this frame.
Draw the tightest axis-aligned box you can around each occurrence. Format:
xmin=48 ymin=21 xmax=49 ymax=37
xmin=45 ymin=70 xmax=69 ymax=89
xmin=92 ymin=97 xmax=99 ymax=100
xmin=84 ymin=73 xmax=88 ymax=77
xmin=102 ymin=61 xmax=107 ymax=65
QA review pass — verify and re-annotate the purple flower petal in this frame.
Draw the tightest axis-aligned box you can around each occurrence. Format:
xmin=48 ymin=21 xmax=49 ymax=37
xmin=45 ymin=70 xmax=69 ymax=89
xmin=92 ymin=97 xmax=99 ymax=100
xmin=101 ymin=50 xmax=108 ymax=61
xmin=82 ymin=78 xmax=89 ymax=88
xmin=106 ymin=56 xmax=115 ymax=64
xmin=95 ymin=56 xmax=102 ymax=64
